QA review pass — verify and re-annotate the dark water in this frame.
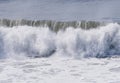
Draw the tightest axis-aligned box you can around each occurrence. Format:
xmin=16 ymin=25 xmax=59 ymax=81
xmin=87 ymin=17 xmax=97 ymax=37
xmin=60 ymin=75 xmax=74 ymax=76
xmin=0 ymin=0 xmax=120 ymax=21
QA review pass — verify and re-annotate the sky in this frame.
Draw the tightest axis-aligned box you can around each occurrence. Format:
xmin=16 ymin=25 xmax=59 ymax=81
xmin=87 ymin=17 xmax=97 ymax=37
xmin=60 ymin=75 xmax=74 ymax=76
xmin=0 ymin=0 xmax=120 ymax=21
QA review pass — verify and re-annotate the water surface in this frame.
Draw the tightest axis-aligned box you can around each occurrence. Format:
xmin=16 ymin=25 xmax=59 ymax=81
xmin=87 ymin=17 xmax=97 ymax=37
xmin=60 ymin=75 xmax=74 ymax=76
xmin=0 ymin=0 xmax=120 ymax=21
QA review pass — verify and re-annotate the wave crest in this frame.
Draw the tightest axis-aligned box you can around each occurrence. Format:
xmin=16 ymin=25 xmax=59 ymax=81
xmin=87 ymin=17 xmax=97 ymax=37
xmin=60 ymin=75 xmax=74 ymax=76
xmin=0 ymin=23 xmax=119 ymax=58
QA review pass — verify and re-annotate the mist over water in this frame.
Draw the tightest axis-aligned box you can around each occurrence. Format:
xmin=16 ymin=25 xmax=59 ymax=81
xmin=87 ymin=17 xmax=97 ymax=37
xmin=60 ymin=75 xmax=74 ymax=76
xmin=0 ymin=0 xmax=120 ymax=21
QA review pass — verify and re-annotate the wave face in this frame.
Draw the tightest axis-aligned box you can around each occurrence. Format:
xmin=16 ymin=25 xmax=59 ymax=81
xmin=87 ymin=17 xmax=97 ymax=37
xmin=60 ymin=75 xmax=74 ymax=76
xmin=0 ymin=22 xmax=119 ymax=58
xmin=0 ymin=19 xmax=105 ymax=32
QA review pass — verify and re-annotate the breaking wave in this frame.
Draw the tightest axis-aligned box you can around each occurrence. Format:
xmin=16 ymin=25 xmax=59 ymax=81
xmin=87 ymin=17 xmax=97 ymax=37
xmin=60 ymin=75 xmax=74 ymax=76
xmin=0 ymin=19 xmax=106 ymax=31
xmin=0 ymin=19 xmax=119 ymax=58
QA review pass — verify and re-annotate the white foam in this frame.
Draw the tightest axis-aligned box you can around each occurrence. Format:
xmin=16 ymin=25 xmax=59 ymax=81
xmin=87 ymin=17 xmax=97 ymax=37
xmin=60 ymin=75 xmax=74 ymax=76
xmin=0 ymin=26 xmax=56 ymax=58
xmin=55 ymin=23 xmax=120 ymax=58
xmin=0 ymin=23 xmax=119 ymax=58
xmin=0 ymin=57 xmax=120 ymax=83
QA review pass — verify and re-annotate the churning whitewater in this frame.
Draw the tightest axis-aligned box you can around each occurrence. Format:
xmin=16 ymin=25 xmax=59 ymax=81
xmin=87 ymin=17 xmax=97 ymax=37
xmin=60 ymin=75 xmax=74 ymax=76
xmin=0 ymin=23 xmax=119 ymax=58
xmin=1 ymin=0 xmax=120 ymax=83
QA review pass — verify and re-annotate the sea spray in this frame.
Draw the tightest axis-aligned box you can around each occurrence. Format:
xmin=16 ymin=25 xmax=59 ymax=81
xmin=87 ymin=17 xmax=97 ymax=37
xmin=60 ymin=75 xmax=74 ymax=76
xmin=0 ymin=23 xmax=119 ymax=58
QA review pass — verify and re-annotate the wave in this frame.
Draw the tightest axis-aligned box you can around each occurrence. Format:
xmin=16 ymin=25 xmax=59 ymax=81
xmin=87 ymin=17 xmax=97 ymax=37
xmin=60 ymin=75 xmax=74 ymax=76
xmin=0 ymin=21 xmax=119 ymax=58
xmin=0 ymin=19 xmax=106 ymax=32
xmin=0 ymin=19 xmax=120 ymax=58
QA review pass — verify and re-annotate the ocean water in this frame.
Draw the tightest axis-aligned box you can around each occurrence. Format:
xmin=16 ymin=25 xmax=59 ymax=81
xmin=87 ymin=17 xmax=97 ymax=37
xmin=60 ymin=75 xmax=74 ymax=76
xmin=0 ymin=0 xmax=120 ymax=21
xmin=0 ymin=0 xmax=120 ymax=83
xmin=0 ymin=22 xmax=119 ymax=58
xmin=0 ymin=22 xmax=119 ymax=83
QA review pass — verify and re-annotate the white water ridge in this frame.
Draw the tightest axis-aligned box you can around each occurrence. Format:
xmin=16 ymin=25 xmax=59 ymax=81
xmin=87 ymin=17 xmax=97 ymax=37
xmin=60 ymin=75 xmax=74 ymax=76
xmin=0 ymin=23 xmax=119 ymax=58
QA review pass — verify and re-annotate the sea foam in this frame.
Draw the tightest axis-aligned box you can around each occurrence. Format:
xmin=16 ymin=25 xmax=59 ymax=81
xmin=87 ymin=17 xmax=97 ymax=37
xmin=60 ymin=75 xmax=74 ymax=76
xmin=0 ymin=23 xmax=119 ymax=58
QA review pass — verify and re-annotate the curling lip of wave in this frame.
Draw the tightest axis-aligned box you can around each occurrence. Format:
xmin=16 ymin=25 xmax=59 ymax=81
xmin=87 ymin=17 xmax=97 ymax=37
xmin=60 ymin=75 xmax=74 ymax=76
xmin=0 ymin=22 xmax=119 ymax=58
xmin=0 ymin=19 xmax=106 ymax=32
